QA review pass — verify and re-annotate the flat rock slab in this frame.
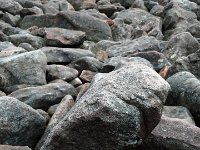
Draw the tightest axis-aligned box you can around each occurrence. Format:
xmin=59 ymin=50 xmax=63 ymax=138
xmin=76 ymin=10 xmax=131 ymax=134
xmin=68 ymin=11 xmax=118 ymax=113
xmin=9 ymin=82 xmax=77 ymax=110
xmin=39 ymin=47 xmax=94 ymax=63
xmin=19 ymin=11 xmax=112 ymax=42
xmin=44 ymin=28 xmax=86 ymax=47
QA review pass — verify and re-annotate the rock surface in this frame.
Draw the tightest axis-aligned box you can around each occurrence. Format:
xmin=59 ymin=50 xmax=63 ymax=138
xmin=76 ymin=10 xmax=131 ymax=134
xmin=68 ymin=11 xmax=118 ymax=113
xmin=37 ymin=62 xmax=170 ymax=150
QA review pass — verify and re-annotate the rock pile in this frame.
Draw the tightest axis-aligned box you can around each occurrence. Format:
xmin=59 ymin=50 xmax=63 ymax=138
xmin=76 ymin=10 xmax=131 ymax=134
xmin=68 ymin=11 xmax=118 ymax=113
xmin=0 ymin=0 xmax=199 ymax=150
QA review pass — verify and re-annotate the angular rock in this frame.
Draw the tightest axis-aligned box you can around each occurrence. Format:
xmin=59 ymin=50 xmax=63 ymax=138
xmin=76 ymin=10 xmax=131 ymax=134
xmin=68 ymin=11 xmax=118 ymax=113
xmin=138 ymin=116 xmax=200 ymax=150
xmin=114 ymin=8 xmax=163 ymax=40
xmin=2 ymin=12 xmax=20 ymax=27
xmin=20 ymin=6 xmax=44 ymax=18
xmin=44 ymin=28 xmax=86 ymax=47
xmin=163 ymin=106 xmax=195 ymax=125
xmin=69 ymin=77 xmax=82 ymax=88
xmin=76 ymin=82 xmax=90 ymax=100
xmin=36 ymin=95 xmax=75 ymax=149
xmin=164 ymin=32 xmax=200 ymax=64
xmin=36 ymin=62 xmax=170 ymax=150
xmin=9 ymin=82 xmax=77 ymax=110
xmin=105 ymin=36 xmax=160 ymax=57
xmin=130 ymin=51 xmax=171 ymax=71
xmin=166 ymin=71 xmax=200 ymax=126
xmin=0 ymin=0 xmax=23 ymax=15
xmin=79 ymin=70 xmax=97 ymax=82
xmin=0 ymin=42 xmax=14 ymax=51
xmin=67 ymin=0 xmax=97 ymax=10
xmin=0 ymin=96 xmax=46 ymax=148
xmin=0 ymin=46 xmax=27 ymax=58
xmin=8 ymin=33 xmax=46 ymax=49
xmin=110 ymin=0 xmax=137 ymax=7
xmin=0 ymin=145 xmax=31 ymax=150
xmin=19 ymin=11 xmax=112 ymax=42
xmin=0 ymin=50 xmax=47 ymax=88
xmin=0 ymin=91 xmax=6 ymax=97
xmin=68 ymin=56 xmax=104 ymax=73
xmin=39 ymin=47 xmax=94 ymax=64
xmin=46 ymin=65 xmax=78 ymax=82
xmin=18 ymin=43 xmax=35 ymax=51
xmin=47 ymin=104 xmax=58 ymax=117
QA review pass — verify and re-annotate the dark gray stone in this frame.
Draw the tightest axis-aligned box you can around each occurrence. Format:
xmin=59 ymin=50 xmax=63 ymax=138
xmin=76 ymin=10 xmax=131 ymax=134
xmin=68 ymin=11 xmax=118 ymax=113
xmin=19 ymin=11 xmax=112 ymax=42
xmin=0 ymin=96 xmax=46 ymax=149
xmin=166 ymin=71 xmax=200 ymax=126
xmin=46 ymin=65 xmax=78 ymax=82
xmin=0 ymin=50 xmax=47 ymax=88
xmin=9 ymin=82 xmax=77 ymax=110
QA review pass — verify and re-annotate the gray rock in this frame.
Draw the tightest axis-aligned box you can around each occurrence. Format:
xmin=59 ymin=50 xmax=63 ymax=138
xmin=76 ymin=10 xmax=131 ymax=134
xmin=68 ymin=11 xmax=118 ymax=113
xmin=110 ymin=0 xmax=137 ymax=7
xmin=171 ymin=0 xmax=198 ymax=13
xmin=44 ymin=28 xmax=86 ymax=47
xmin=168 ymin=49 xmax=200 ymax=78
xmin=9 ymin=82 xmax=77 ymax=110
xmin=2 ymin=12 xmax=20 ymax=27
xmin=163 ymin=106 xmax=195 ymax=125
xmin=79 ymin=70 xmax=97 ymax=82
xmin=0 ymin=46 xmax=27 ymax=58
xmin=0 ymin=0 xmax=23 ymax=15
xmin=138 ymin=116 xmax=200 ymax=150
xmin=166 ymin=71 xmax=200 ymax=126
xmin=47 ymin=104 xmax=58 ymax=116
xmin=114 ymin=8 xmax=163 ymax=40
xmin=20 ymin=6 xmax=44 ymax=18
xmin=36 ymin=95 xmax=75 ymax=149
xmin=67 ymin=0 xmax=97 ymax=10
xmin=0 ymin=50 xmax=47 ymax=88
xmin=0 ymin=91 xmax=6 ymax=97
xmin=19 ymin=11 xmax=112 ymax=42
xmin=130 ymin=51 xmax=171 ymax=71
xmin=18 ymin=43 xmax=35 ymax=51
xmin=36 ymin=62 xmax=170 ymax=150
xmin=68 ymin=56 xmax=104 ymax=73
xmin=37 ymin=109 xmax=50 ymax=124
xmin=69 ymin=77 xmax=82 ymax=88
xmin=44 ymin=0 xmax=74 ymax=12
xmin=0 ymin=42 xmax=14 ymax=51
xmin=150 ymin=4 xmax=164 ymax=17
xmin=164 ymin=32 xmax=200 ymax=64
xmin=101 ymin=56 xmax=153 ymax=73
xmin=46 ymin=65 xmax=78 ymax=82
xmin=111 ymin=18 xmax=134 ymax=41
xmin=0 ymin=96 xmax=46 ymax=149
xmin=39 ymin=47 xmax=94 ymax=64
xmin=105 ymin=36 xmax=161 ymax=57
xmin=0 ymin=145 xmax=31 ymax=150
xmin=76 ymin=82 xmax=90 ymax=100
xmin=8 ymin=33 xmax=46 ymax=49
xmin=187 ymin=22 xmax=200 ymax=38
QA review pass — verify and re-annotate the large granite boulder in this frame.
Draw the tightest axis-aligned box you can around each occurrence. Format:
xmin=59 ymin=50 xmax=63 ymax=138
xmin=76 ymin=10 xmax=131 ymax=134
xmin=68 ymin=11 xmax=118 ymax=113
xmin=36 ymin=61 xmax=170 ymax=150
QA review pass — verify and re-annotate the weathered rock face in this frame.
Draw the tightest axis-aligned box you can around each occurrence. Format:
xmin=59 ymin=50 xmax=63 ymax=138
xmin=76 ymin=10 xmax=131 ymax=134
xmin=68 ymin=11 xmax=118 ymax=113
xmin=44 ymin=28 xmax=86 ymax=47
xmin=0 ymin=0 xmax=23 ymax=15
xmin=137 ymin=116 xmax=200 ymax=150
xmin=0 ymin=96 xmax=46 ymax=149
xmin=164 ymin=32 xmax=200 ymax=64
xmin=163 ymin=106 xmax=195 ymax=125
xmin=113 ymin=8 xmax=163 ymax=40
xmin=105 ymin=36 xmax=161 ymax=57
xmin=166 ymin=71 xmax=200 ymax=126
xmin=0 ymin=145 xmax=31 ymax=150
xmin=67 ymin=0 xmax=97 ymax=10
xmin=19 ymin=11 xmax=112 ymax=42
xmin=9 ymin=82 xmax=77 ymax=110
xmin=37 ymin=62 xmax=170 ymax=150
xmin=0 ymin=50 xmax=47 ymax=89
xmin=46 ymin=65 xmax=78 ymax=82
